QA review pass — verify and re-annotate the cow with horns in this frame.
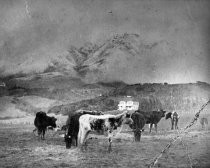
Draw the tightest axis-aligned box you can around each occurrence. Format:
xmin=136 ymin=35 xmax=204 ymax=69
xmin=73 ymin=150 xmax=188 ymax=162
xmin=64 ymin=110 xmax=103 ymax=149
xmin=78 ymin=111 xmax=133 ymax=152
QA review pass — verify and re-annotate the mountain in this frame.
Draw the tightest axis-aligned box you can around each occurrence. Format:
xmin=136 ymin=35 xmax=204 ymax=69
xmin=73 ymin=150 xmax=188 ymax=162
xmin=73 ymin=33 xmax=173 ymax=83
xmin=0 ymin=33 xmax=208 ymax=84
xmin=0 ymin=49 xmax=77 ymax=78
xmin=74 ymin=33 xmax=141 ymax=81
xmin=84 ymin=33 xmax=141 ymax=66
xmin=0 ymin=33 xmax=182 ymax=84
xmin=1 ymin=33 xmax=167 ymax=83
xmin=43 ymin=52 xmax=76 ymax=74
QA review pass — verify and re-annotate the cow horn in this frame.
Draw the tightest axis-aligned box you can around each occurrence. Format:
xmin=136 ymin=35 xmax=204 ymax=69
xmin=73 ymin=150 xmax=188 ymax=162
xmin=115 ymin=110 xmax=127 ymax=118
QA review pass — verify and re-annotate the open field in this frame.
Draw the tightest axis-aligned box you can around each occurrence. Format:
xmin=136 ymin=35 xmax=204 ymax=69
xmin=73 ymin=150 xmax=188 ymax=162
xmin=0 ymin=123 xmax=210 ymax=168
xmin=1 ymin=1 xmax=210 ymax=167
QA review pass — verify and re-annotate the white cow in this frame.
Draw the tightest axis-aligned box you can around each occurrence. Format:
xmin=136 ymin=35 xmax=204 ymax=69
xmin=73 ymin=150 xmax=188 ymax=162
xmin=78 ymin=111 xmax=133 ymax=152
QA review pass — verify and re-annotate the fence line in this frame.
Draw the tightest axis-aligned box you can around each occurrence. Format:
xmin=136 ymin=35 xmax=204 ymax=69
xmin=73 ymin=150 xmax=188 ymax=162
xmin=149 ymin=100 xmax=210 ymax=168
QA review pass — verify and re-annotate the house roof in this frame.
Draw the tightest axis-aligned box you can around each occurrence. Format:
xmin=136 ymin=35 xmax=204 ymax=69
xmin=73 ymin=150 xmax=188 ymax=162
xmin=119 ymin=101 xmax=126 ymax=104
xmin=120 ymin=96 xmax=134 ymax=102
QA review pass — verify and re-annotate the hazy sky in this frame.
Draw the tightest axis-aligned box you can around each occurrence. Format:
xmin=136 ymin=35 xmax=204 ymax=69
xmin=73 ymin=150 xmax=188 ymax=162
xmin=0 ymin=0 xmax=209 ymax=83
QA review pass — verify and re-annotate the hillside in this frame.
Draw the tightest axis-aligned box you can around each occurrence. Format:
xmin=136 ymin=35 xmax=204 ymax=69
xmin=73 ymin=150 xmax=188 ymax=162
xmin=47 ymin=81 xmax=210 ymax=116
xmin=0 ymin=33 xmax=209 ymax=118
xmin=0 ymin=73 xmax=209 ymax=120
xmin=74 ymin=33 xmax=177 ymax=83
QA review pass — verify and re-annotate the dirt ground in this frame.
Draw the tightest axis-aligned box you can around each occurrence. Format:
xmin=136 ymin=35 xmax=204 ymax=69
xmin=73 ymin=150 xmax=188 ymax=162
xmin=0 ymin=124 xmax=210 ymax=168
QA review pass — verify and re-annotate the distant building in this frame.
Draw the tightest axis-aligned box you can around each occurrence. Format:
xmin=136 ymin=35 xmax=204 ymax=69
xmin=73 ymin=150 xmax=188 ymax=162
xmin=118 ymin=101 xmax=126 ymax=111
xmin=118 ymin=96 xmax=139 ymax=111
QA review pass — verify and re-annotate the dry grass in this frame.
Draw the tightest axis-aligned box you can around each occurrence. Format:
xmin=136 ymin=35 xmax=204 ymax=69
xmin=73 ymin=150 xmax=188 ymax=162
xmin=0 ymin=124 xmax=210 ymax=168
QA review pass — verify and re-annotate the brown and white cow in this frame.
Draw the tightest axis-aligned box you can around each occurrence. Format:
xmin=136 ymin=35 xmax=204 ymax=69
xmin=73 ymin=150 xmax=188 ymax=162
xmin=78 ymin=111 xmax=133 ymax=152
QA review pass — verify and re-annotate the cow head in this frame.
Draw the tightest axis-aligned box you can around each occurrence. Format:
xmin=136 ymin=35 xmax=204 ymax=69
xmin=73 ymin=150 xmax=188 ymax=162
xmin=159 ymin=109 xmax=166 ymax=117
xmin=124 ymin=113 xmax=133 ymax=125
xmin=49 ymin=116 xmax=57 ymax=128
xmin=172 ymin=111 xmax=179 ymax=120
xmin=165 ymin=112 xmax=172 ymax=120
xmin=36 ymin=111 xmax=47 ymax=118
xmin=115 ymin=111 xmax=133 ymax=126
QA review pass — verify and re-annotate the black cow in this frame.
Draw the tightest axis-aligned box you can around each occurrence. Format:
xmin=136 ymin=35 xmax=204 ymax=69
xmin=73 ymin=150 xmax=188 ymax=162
xmin=129 ymin=112 xmax=146 ymax=142
xmin=135 ymin=109 xmax=166 ymax=133
xmin=33 ymin=111 xmax=57 ymax=140
xmin=65 ymin=110 xmax=103 ymax=149
xmin=165 ymin=111 xmax=180 ymax=130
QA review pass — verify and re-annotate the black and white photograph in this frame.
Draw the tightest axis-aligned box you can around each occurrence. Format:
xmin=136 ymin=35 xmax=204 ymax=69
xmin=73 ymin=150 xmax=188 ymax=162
xmin=0 ymin=0 xmax=210 ymax=167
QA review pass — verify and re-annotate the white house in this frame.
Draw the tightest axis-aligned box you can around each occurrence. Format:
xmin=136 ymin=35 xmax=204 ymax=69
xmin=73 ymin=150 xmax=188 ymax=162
xmin=118 ymin=101 xmax=127 ymax=111
xmin=126 ymin=101 xmax=133 ymax=110
xmin=118 ymin=96 xmax=139 ymax=111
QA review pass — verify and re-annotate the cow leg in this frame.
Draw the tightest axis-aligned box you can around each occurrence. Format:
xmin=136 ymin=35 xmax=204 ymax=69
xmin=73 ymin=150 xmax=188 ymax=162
xmin=79 ymin=129 xmax=89 ymax=151
xmin=108 ymin=131 xmax=113 ymax=152
xmin=172 ymin=119 xmax=175 ymax=130
xmin=203 ymin=120 xmax=207 ymax=130
xmin=42 ymin=129 xmax=46 ymax=140
xmin=170 ymin=119 xmax=173 ymax=130
xmin=78 ymin=129 xmax=82 ymax=145
xmin=42 ymin=133 xmax=43 ymax=140
xmin=134 ymin=129 xmax=141 ymax=142
xmin=205 ymin=120 xmax=208 ymax=130
xmin=83 ymin=131 xmax=90 ymax=151
xmin=33 ymin=128 xmax=37 ymax=135
xmin=71 ymin=137 xmax=75 ymax=146
xmin=80 ymin=130 xmax=87 ymax=145
xmin=149 ymin=124 xmax=153 ymax=133
xmin=108 ymin=137 xmax=112 ymax=152
xmin=175 ymin=119 xmax=178 ymax=129
xmin=172 ymin=120 xmax=176 ymax=130
xmin=41 ymin=131 xmax=43 ymax=140
xmin=201 ymin=121 xmax=204 ymax=129
xmin=75 ymin=136 xmax=78 ymax=147
xmin=38 ymin=129 xmax=42 ymax=140
xmin=65 ymin=135 xmax=72 ymax=149
xmin=154 ymin=124 xmax=157 ymax=133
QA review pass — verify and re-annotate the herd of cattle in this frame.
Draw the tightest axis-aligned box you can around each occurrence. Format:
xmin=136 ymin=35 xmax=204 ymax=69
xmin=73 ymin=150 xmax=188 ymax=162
xmin=33 ymin=109 xmax=183 ymax=151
